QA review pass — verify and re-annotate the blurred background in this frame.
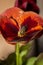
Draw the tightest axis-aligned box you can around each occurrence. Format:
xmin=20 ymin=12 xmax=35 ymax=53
xmin=0 ymin=0 xmax=43 ymax=60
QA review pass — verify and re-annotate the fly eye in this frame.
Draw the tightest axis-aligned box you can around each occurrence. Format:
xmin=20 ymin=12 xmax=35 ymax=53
xmin=10 ymin=16 xmax=18 ymax=26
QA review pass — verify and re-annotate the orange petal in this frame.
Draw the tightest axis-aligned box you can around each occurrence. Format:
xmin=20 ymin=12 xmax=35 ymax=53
xmin=0 ymin=16 xmax=19 ymax=41
xmin=1 ymin=7 xmax=24 ymax=20
xmin=0 ymin=7 xmax=24 ymax=41
xmin=18 ymin=11 xmax=43 ymax=40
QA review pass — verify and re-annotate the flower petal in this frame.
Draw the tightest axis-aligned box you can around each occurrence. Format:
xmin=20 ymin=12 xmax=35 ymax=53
xmin=18 ymin=11 xmax=43 ymax=41
xmin=1 ymin=7 xmax=24 ymax=18
xmin=15 ymin=0 xmax=39 ymax=13
xmin=0 ymin=16 xmax=19 ymax=41
xmin=0 ymin=7 xmax=24 ymax=41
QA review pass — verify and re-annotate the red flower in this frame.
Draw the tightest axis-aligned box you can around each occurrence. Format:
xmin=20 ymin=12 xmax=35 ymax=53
xmin=0 ymin=7 xmax=43 ymax=44
xmin=15 ymin=0 xmax=40 ymax=13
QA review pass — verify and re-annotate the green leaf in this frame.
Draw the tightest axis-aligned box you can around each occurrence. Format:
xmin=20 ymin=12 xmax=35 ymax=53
xmin=20 ymin=41 xmax=33 ymax=65
xmin=35 ymin=53 xmax=43 ymax=65
xmin=20 ymin=41 xmax=32 ymax=57
xmin=26 ymin=57 xmax=37 ymax=65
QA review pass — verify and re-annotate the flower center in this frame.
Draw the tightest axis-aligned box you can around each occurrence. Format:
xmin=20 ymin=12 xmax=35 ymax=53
xmin=18 ymin=25 xmax=27 ymax=37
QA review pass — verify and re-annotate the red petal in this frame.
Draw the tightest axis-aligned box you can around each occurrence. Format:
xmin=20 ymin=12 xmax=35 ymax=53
xmin=15 ymin=0 xmax=39 ymax=13
xmin=0 ymin=7 xmax=24 ymax=41
xmin=18 ymin=12 xmax=43 ymax=41
xmin=1 ymin=7 xmax=24 ymax=18
xmin=0 ymin=16 xmax=19 ymax=41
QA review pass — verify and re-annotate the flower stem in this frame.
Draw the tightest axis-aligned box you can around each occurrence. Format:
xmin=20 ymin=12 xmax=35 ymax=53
xmin=15 ymin=43 xmax=20 ymax=65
